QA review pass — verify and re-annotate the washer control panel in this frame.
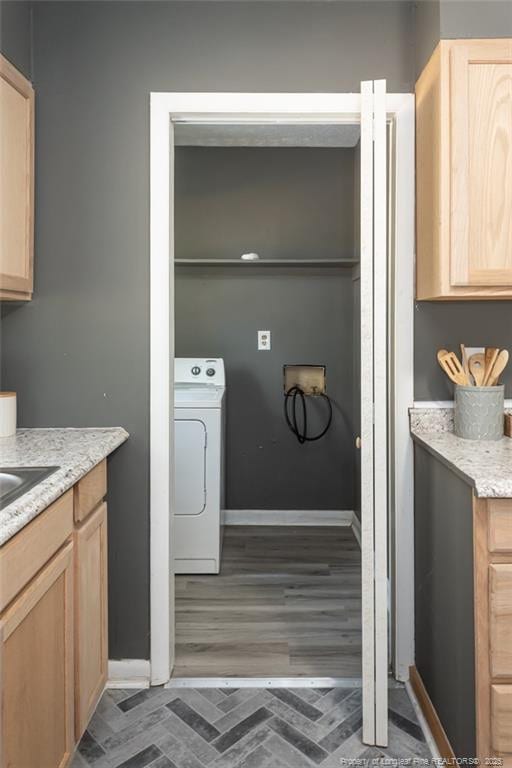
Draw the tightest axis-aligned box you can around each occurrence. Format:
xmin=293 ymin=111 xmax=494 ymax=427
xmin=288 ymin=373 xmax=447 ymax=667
xmin=175 ymin=358 xmax=225 ymax=386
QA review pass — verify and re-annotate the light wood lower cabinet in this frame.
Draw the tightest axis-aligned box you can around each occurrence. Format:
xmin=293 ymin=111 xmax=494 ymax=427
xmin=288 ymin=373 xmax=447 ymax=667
xmin=74 ymin=502 xmax=108 ymax=739
xmin=492 ymin=686 xmax=512 ymax=754
xmin=0 ymin=460 xmax=109 ymax=767
xmin=489 ymin=564 xmax=512 ymax=680
xmin=474 ymin=497 xmax=512 ymax=766
xmin=0 ymin=542 xmax=75 ymax=768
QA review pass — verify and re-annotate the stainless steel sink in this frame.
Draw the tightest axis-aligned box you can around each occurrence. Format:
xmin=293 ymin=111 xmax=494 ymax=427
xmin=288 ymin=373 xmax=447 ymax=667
xmin=0 ymin=466 xmax=60 ymax=509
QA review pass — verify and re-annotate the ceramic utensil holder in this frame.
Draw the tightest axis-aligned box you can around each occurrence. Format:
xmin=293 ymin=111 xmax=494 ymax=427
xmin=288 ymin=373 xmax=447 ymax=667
xmin=454 ymin=385 xmax=505 ymax=440
xmin=0 ymin=392 xmax=17 ymax=437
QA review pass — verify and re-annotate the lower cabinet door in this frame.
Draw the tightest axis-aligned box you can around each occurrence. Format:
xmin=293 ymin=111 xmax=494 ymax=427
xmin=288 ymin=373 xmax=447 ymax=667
xmin=74 ymin=502 xmax=108 ymax=739
xmin=489 ymin=564 xmax=512 ymax=678
xmin=0 ymin=541 xmax=74 ymax=768
xmin=492 ymin=685 xmax=512 ymax=755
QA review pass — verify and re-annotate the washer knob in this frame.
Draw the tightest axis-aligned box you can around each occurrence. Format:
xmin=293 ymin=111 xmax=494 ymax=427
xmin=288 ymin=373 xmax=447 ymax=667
xmin=191 ymin=366 xmax=201 ymax=376
xmin=206 ymin=368 xmax=216 ymax=377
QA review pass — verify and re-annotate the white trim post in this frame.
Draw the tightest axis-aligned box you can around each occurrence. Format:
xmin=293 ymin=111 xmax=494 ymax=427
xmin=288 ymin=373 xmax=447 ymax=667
xmin=391 ymin=94 xmax=415 ymax=682
xmin=150 ymin=95 xmax=172 ymax=685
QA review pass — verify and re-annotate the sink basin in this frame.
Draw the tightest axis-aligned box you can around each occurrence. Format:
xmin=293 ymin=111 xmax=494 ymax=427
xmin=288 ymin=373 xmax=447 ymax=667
xmin=0 ymin=466 xmax=60 ymax=509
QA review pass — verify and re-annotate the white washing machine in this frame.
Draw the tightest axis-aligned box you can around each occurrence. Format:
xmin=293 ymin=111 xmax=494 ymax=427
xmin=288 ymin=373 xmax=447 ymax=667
xmin=173 ymin=358 xmax=225 ymax=574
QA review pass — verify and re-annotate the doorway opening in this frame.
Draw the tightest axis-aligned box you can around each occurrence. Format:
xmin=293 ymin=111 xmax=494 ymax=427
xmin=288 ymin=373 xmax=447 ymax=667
xmin=172 ymin=131 xmax=362 ymax=679
xmin=150 ymin=91 xmax=415 ymax=747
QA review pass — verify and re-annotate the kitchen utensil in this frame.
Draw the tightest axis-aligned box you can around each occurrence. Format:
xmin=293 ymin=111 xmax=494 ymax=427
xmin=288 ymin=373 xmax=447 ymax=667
xmin=505 ymin=413 xmax=512 ymax=438
xmin=483 ymin=347 xmax=500 ymax=386
xmin=437 ymin=350 xmax=470 ymax=386
xmin=460 ymin=344 xmax=471 ymax=380
xmin=487 ymin=349 xmax=509 ymax=386
xmin=469 ymin=353 xmax=486 ymax=386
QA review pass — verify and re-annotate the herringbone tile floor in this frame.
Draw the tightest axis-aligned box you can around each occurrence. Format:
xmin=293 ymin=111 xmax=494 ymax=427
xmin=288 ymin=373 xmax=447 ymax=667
xmin=71 ymin=685 xmax=431 ymax=768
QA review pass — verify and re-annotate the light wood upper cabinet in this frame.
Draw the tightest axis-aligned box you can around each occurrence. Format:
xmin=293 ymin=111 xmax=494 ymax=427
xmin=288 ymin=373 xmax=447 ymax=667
xmin=0 ymin=54 xmax=34 ymax=301
xmin=0 ymin=542 xmax=75 ymax=768
xmin=416 ymin=39 xmax=512 ymax=300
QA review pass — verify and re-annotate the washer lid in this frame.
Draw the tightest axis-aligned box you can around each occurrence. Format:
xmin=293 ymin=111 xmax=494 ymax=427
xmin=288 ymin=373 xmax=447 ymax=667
xmin=174 ymin=385 xmax=225 ymax=409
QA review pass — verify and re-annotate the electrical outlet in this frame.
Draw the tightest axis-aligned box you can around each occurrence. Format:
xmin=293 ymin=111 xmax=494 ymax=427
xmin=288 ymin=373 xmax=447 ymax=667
xmin=258 ymin=330 xmax=271 ymax=351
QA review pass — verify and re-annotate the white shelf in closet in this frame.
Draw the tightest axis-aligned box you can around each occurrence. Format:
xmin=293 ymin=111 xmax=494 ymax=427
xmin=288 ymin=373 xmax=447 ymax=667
xmin=174 ymin=258 xmax=359 ymax=267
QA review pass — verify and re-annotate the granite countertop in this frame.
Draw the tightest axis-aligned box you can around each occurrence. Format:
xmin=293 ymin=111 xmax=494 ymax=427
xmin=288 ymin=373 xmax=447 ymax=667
xmin=410 ymin=408 xmax=512 ymax=498
xmin=0 ymin=427 xmax=129 ymax=545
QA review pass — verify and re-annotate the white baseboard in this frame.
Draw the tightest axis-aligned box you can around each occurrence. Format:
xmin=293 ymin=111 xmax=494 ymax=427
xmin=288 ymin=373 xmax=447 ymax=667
xmin=224 ymin=509 xmax=354 ymax=526
xmin=351 ymin=512 xmax=361 ymax=547
xmin=107 ymin=659 xmax=150 ymax=689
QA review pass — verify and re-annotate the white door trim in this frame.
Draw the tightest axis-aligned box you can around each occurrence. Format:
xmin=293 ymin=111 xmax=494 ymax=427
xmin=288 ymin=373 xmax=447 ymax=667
xmin=149 ymin=92 xmax=415 ymax=687
xmin=390 ymin=92 xmax=415 ymax=682
xmin=373 ymin=78 xmax=389 ymax=747
xmin=360 ymin=79 xmax=376 ymax=745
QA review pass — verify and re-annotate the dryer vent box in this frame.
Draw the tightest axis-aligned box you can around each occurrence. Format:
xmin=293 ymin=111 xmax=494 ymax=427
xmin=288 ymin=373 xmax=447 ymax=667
xmin=283 ymin=365 xmax=326 ymax=395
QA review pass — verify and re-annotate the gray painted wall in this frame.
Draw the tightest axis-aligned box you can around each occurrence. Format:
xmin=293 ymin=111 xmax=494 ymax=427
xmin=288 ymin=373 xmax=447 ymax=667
xmin=0 ymin=1 xmax=32 ymax=79
xmin=176 ymin=268 xmax=355 ymax=510
xmin=441 ymin=0 xmax=512 ymax=38
xmin=0 ymin=0 xmax=415 ymax=660
xmin=414 ymin=445 xmax=475 ymax=757
xmin=175 ymin=147 xmax=356 ymax=262
xmin=175 ymin=147 xmax=356 ymax=511
xmin=413 ymin=0 xmax=440 ymax=76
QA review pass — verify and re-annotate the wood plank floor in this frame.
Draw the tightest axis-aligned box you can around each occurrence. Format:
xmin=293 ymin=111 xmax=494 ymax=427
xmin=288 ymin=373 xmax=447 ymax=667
xmin=173 ymin=525 xmax=362 ymax=678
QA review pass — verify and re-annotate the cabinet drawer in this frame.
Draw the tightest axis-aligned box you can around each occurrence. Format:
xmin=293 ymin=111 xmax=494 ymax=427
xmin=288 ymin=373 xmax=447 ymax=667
xmin=0 ymin=489 xmax=73 ymax=612
xmin=489 ymin=564 xmax=512 ymax=679
xmin=74 ymin=459 xmax=107 ymax=523
xmin=488 ymin=500 xmax=512 ymax=553
xmin=492 ymin=685 xmax=512 ymax=753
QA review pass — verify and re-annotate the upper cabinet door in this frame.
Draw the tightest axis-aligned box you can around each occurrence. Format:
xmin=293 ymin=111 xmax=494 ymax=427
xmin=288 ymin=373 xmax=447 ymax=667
xmin=450 ymin=41 xmax=512 ymax=287
xmin=0 ymin=55 xmax=34 ymax=301
xmin=416 ymin=39 xmax=512 ymax=300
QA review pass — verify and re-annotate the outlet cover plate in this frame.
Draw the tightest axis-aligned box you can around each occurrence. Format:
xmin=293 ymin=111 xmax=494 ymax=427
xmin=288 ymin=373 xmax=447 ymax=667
xmin=258 ymin=330 xmax=271 ymax=351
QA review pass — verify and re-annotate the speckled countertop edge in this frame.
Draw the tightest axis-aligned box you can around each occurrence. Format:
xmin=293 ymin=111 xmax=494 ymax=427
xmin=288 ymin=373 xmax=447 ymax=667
xmin=410 ymin=408 xmax=512 ymax=498
xmin=0 ymin=427 xmax=129 ymax=545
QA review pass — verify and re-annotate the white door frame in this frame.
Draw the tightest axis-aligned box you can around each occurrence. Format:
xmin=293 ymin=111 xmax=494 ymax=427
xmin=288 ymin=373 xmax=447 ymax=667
xmin=149 ymin=92 xmax=415 ymax=687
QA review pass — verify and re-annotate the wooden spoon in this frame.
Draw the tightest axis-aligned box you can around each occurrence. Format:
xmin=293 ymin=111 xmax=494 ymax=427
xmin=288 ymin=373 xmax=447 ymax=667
xmin=437 ymin=350 xmax=470 ymax=385
xmin=483 ymin=347 xmax=500 ymax=386
xmin=469 ymin=353 xmax=486 ymax=386
xmin=460 ymin=344 xmax=471 ymax=380
xmin=487 ymin=349 xmax=509 ymax=386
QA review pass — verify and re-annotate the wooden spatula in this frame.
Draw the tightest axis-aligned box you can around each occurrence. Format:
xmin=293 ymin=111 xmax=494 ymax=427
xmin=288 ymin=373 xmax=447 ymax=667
xmin=437 ymin=350 xmax=470 ymax=385
xmin=487 ymin=349 xmax=509 ymax=386
xmin=460 ymin=344 xmax=471 ymax=380
xmin=483 ymin=347 xmax=500 ymax=386
xmin=469 ymin=353 xmax=486 ymax=386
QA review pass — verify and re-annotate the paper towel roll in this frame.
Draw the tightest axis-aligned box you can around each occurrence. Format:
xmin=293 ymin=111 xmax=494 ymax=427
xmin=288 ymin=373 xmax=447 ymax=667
xmin=0 ymin=392 xmax=17 ymax=437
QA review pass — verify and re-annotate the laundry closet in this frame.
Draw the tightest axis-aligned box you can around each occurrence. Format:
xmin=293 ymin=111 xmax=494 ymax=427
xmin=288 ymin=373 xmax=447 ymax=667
xmin=172 ymin=124 xmax=363 ymax=679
